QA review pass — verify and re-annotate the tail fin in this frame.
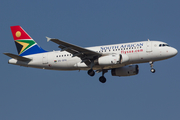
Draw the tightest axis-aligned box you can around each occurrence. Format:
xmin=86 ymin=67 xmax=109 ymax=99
xmin=10 ymin=25 xmax=47 ymax=56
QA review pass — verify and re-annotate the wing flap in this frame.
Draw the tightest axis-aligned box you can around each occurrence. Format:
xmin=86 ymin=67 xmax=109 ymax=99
xmin=4 ymin=53 xmax=32 ymax=61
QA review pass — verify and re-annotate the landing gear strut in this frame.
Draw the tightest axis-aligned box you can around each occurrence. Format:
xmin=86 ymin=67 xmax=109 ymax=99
xmin=87 ymin=61 xmax=95 ymax=76
xmin=99 ymin=70 xmax=108 ymax=83
xmin=149 ymin=61 xmax=155 ymax=73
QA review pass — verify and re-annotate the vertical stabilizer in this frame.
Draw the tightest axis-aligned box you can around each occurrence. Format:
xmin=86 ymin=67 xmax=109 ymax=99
xmin=10 ymin=26 xmax=47 ymax=56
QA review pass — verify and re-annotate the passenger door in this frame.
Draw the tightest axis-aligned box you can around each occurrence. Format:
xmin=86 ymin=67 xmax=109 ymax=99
xmin=146 ymin=41 xmax=152 ymax=52
xmin=42 ymin=53 xmax=48 ymax=64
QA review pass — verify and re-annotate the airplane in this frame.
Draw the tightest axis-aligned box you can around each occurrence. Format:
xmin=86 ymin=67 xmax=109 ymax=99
xmin=4 ymin=25 xmax=178 ymax=83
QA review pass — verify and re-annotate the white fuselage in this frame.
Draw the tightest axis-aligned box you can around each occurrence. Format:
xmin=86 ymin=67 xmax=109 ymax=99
xmin=8 ymin=41 xmax=178 ymax=71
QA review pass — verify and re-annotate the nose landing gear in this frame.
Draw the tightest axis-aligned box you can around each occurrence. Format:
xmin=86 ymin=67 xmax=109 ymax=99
xmin=150 ymin=68 xmax=156 ymax=73
xmin=149 ymin=61 xmax=156 ymax=73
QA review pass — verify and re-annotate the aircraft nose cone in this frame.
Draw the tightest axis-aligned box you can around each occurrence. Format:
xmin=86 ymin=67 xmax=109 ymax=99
xmin=171 ymin=48 xmax=178 ymax=56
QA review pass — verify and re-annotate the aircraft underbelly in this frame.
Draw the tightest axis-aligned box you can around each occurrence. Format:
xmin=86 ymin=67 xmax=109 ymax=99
xmin=128 ymin=53 xmax=139 ymax=62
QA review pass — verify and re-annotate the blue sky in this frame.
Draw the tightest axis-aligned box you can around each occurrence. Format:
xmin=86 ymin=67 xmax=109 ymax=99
xmin=0 ymin=0 xmax=180 ymax=120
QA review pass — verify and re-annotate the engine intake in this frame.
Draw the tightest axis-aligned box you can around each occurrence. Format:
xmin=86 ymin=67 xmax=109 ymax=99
xmin=111 ymin=65 xmax=139 ymax=76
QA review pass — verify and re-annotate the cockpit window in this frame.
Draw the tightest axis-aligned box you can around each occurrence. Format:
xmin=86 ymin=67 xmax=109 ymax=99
xmin=159 ymin=44 xmax=170 ymax=47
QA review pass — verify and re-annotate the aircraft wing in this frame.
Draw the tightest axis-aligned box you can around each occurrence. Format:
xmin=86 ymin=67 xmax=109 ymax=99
xmin=4 ymin=53 xmax=32 ymax=61
xmin=47 ymin=37 xmax=102 ymax=62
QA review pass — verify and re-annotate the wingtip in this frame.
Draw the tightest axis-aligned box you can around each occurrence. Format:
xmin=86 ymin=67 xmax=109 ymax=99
xmin=46 ymin=36 xmax=51 ymax=42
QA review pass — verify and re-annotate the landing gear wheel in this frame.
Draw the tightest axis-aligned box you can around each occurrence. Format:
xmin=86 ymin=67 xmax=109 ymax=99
xmin=149 ymin=61 xmax=156 ymax=73
xmin=88 ymin=69 xmax=95 ymax=76
xmin=150 ymin=68 xmax=156 ymax=73
xmin=99 ymin=76 xmax=106 ymax=83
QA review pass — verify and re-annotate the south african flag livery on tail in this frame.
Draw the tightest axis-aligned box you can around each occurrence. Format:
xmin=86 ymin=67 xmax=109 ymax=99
xmin=10 ymin=26 xmax=47 ymax=56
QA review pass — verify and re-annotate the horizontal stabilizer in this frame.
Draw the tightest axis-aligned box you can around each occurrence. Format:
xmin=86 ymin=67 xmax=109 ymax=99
xmin=3 ymin=53 xmax=32 ymax=61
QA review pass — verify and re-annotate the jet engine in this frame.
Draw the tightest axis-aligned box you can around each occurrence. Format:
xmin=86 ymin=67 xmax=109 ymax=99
xmin=111 ymin=65 xmax=139 ymax=76
xmin=95 ymin=54 xmax=129 ymax=65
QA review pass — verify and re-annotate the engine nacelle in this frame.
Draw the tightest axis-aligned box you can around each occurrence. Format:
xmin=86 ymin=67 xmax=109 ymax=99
xmin=95 ymin=54 xmax=129 ymax=65
xmin=111 ymin=65 xmax=139 ymax=76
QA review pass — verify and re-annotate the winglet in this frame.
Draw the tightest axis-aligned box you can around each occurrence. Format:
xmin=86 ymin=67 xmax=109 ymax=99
xmin=46 ymin=36 xmax=51 ymax=42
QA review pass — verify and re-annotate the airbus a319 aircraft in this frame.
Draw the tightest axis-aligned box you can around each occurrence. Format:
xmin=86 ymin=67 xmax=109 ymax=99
xmin=4 ymin=26 xmax=178 ymax=83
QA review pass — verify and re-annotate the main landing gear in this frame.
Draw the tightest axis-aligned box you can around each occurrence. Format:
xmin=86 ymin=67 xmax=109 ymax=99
xmin=99 ymin=70 xmax=108 ymax=83
xmin=87 ymin=69 xmax=108 ymax=83
xmin=99 ymin=76 xmax=106 ymax=83
xmin=87 ymin=69 xmax=95 ymax=76
xmin=149 ymin=61 xmax=156 ymax=73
